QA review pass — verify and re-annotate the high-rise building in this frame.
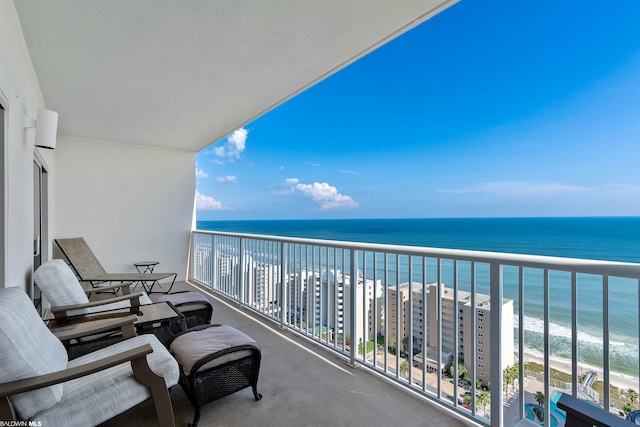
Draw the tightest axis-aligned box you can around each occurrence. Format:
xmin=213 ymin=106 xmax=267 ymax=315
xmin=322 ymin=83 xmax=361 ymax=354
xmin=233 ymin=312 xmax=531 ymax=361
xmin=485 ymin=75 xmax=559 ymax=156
xmin=384 ymin=282 xmax=514 ymax=380
xmin=384 ymin=282 xmax=426 ymax=351
xmin=244 ymin=257 xmax=280 ymax=310
xmin=289 ymin=269 xmax=382 ymax=342
xmin=211 ymin=251 xmax=280 ymax=310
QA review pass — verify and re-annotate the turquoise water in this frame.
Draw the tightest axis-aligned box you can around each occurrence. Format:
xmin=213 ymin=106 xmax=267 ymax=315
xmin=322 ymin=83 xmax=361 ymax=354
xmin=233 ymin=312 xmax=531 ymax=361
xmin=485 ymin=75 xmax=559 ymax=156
xmin=196 ymin=217 xmax=640 ymax=377
xmin=525 ymin=404 xmax=559 ymax=427
xmin=196 ymin=217 xmax=640 ymax=263
xmin=550 ymin=391 xmax=567 ymax=422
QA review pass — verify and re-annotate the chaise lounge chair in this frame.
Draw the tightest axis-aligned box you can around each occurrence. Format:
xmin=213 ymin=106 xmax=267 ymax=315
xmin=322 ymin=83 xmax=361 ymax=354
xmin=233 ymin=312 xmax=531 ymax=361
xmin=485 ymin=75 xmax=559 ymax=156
xmin=55 ymin=237 xmax=177 ymax=294
xmin=0 ymin=287 xmax=179 ymax=427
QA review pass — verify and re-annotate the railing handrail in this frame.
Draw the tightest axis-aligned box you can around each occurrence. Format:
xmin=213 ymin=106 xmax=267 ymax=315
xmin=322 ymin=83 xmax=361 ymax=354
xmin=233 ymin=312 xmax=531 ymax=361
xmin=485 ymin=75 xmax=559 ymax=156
xmin=192 ymin=229 xmax=640 ymax=279
xmin=190 ymin=228 xmax=640 ymax=427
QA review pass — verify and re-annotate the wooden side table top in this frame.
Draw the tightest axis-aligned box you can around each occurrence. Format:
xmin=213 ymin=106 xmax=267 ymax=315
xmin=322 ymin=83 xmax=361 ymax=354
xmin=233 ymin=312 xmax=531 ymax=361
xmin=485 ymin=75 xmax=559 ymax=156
xmin=47 ymin=301 xmax=183 ymax=336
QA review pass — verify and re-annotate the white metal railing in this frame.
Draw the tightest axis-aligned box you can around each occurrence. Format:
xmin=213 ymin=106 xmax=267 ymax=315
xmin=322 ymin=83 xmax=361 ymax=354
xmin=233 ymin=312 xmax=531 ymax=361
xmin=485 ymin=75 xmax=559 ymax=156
xmin=189 ymin=230 xmax=640 ymax=427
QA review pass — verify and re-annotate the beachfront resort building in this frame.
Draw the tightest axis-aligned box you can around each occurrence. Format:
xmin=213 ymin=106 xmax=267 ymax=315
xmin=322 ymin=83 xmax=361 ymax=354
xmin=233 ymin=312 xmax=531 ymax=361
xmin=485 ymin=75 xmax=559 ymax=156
xmin=288 ymin=270 xmax=382 ymax=342
xmin=244 ymin=258 xmax=280 ymax=311
xmin=456 ymin=287 xmax=515 ymax=382
xmin=384 ymin=282 xmax=514 ymax=380
xmin=195 ymin=247 xmax=280 ymax=311
xmin=384 ymin=282 xmax=428 ymax=349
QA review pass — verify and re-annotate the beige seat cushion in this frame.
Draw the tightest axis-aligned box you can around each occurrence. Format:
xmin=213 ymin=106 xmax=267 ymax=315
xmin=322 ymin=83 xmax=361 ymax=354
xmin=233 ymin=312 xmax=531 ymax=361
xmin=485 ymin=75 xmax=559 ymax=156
xmin=170 ymin=325 xmax=260 ymax=376
xmin=156 ymin=291 xmax=211 ymax=313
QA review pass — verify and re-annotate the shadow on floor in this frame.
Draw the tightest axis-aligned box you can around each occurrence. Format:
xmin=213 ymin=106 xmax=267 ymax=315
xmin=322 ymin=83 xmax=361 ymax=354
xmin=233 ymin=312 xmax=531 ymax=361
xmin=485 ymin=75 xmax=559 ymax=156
xmin=99 ymin=281 xmax=472 ymax=427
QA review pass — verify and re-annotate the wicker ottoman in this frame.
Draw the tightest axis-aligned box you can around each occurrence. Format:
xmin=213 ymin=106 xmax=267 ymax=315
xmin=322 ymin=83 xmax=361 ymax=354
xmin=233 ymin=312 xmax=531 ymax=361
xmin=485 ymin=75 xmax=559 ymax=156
xmin=156 ymin=291 xmax=213 ymax=329
xmin=168 ymin=324 xmax=262 ymax=427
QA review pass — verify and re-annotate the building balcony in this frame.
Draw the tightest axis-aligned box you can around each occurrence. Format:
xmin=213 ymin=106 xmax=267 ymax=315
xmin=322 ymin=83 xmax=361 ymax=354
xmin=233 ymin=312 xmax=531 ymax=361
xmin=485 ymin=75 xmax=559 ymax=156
xmin=100 ymin=280 xmax=468 ymax=427
xmin=190 ymin=230 xmax=640 ymax=427
xmin=4 ymin=1 xmax=635 ymax=425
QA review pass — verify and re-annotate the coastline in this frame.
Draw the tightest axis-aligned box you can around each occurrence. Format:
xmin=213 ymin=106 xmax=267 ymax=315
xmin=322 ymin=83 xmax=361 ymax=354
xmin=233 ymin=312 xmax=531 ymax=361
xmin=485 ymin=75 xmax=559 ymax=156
xmin=521 ymin=352 xmax=639 ymax=393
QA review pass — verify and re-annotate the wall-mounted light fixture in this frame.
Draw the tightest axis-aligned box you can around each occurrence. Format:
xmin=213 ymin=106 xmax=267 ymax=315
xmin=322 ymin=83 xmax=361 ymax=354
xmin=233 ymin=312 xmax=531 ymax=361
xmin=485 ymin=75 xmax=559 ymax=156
xmin=23 ymin=109 xmax=58 ymax=149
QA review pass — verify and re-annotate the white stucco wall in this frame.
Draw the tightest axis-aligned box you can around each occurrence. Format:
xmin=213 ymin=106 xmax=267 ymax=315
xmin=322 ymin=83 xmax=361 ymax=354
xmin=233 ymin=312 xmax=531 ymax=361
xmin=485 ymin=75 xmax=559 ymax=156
xmin=55 ymin=136 xmax=195 ymax=280
xmin=0 ymin=0 xmax=54 ymax=292
xmin=1 ymin=0 xmax=195 ymax=289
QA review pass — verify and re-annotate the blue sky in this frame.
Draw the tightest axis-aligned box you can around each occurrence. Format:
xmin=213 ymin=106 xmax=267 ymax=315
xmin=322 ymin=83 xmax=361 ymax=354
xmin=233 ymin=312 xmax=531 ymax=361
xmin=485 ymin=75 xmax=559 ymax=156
xmin=196 ymin=0 xmax=640 ymax=221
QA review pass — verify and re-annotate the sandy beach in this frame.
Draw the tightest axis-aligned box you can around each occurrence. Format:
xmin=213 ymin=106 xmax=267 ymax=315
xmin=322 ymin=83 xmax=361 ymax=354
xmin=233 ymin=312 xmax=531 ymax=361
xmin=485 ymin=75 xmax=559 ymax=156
xmin=521 ymin=352 xmax=639 ymax=392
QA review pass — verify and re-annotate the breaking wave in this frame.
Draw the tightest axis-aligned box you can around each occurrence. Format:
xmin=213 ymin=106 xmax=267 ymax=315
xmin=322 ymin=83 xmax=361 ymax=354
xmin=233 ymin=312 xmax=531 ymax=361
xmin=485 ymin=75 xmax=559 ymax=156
xmin=514 ymin=314 xmax=638 ymax=379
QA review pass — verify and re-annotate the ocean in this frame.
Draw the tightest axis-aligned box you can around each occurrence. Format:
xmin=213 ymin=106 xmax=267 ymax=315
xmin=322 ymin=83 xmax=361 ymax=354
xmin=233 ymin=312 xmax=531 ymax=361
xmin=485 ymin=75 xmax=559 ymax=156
xmin=196 ymin=217 xmax=640 ymax=379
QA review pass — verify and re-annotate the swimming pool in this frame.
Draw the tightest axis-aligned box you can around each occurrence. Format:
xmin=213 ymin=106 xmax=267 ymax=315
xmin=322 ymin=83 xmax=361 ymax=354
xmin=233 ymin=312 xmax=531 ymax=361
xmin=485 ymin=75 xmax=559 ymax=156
xmin=550 ymin=391 xmax=567 ymax=422
xmin=524 ymin=404 xmax=559 ymax=427
xmin=526 ymin=391 xmax=583 ymax=426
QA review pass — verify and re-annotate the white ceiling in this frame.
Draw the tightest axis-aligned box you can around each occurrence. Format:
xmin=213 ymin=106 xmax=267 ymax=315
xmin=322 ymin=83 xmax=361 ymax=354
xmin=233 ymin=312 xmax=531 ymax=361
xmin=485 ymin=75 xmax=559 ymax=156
xmin=15 ymin=0 xmax=457 ymax=152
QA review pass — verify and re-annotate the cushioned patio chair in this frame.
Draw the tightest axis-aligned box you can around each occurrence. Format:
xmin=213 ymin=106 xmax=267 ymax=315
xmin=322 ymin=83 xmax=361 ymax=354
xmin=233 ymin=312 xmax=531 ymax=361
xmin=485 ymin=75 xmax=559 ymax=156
xmin=34 ymin=259 xmax=157 ymax=358
xmin=56 ymin=237 xmax=177 ymax=294
xmin=0 ymin=287 xmax=179 ymax=427
xmin=34 ymin=259 xmax=153 ymax=319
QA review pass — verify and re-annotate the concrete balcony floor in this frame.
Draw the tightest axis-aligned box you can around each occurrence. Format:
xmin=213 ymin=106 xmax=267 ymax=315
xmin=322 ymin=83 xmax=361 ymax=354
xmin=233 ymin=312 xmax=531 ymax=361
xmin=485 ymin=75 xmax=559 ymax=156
xmin=99 ymin=281 xmax=471 ymax=427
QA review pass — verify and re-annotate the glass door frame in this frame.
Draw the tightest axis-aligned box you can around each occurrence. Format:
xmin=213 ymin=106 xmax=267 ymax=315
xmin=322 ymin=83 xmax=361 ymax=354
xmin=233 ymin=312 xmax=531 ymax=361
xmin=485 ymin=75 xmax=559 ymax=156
xmin=0 ymin=90 xmax=7 ymax=289
xmin=33 ymin=151 xmax=49 ymax=307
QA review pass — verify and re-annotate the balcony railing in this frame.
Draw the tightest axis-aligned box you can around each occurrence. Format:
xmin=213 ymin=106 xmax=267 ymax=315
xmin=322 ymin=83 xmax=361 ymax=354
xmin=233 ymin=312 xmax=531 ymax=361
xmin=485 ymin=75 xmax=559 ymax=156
xmin=189 ymin=230 xmax=640 ymax=427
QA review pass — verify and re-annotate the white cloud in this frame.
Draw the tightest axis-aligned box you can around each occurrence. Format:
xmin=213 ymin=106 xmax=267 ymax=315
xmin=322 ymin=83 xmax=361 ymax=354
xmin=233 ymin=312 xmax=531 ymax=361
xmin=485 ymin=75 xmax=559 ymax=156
xmin=340 ymin=169 xmax=359 ymax=175
xmin=196 ymin=168 xmax=208 ymax=178
xmin=195 ymin=190 xmax=228 ymax=210
xmin=213 ymin=159 xmax=225 ymax=166
xmin=305 ymin=161 xmax=322 ymax=167
xmin=215 ymin=175 xmax=237 ymax=183
xmin=214 ymin=128 xmax=248 ymax=159
xmin=438 ymin=181 xmax=589 ymax=196
xmin=292 ymin=181 xmax=357 ymax=209
xmin=285 ymin=178 xmax=299 ymax=184
xmin=213 ymin=145 xmax=226 ymax=157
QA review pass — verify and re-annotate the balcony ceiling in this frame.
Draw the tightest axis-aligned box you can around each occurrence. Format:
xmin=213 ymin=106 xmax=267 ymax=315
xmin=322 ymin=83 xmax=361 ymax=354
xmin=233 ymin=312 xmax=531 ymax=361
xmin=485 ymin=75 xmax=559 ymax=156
xmin=14 ymin=0 xmax=456 ymax=152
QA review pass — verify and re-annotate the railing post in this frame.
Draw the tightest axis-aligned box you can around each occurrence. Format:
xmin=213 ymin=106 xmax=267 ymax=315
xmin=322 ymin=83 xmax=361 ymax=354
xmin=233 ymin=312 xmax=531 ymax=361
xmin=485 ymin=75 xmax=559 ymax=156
xmin=238 ymin=238 xmax=244 ymax=305
xmin=603 ymin=276 xmax=610 ymax=412
xmin=489 ymin=262 xmax=503 ymax=427
xmin=348 ymin=249 xmax=357 ymax=368
xmin=280 ymin=242 xmax=286 ymax=329
xmin=544 ymin=270 xmax=550 ymax=426
xmin=518 ymin=267 xmax=525 ymax=421
xmin=187 ymin=231 xmax=194 ymax=282
xmin=210 ymin=234 xmax=216 ymax=290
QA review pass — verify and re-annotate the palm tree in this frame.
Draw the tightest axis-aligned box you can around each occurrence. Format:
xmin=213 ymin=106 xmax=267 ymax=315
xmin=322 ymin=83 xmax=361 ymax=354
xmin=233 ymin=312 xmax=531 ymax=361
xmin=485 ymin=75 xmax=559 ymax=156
xmin=477 ymin=391 xmax=490 ymax=416
xmin=457 ymin=363 xmax=467 ymax=379
xmin=400 ymin=360 xmax=410 ymax=378
xmin=388 ymin=337 xmax=396 ymax=353
xmin=503 ymin=364 xmax=519 ymax=395
xmin=535 ymin=391 xmax=545 ymax=408
xmin=446 ymin=357 xmax=467 ymax=379
xmin=503 ymin=368 xmax=514 ymax=395
xmin=621 ymin=402 xmax=635 ymax=417
xmin=628 ymin=388 xmax=639 ymax=407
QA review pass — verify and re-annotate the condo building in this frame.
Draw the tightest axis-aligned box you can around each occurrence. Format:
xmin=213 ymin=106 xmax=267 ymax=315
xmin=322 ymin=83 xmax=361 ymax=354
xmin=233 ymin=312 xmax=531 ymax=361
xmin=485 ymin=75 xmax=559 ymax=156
xmin=384 ymin=282 xmax=514 ymax=380
xmin=288 ymin=269 xmax=382 ymax=342
xmin=208 ymin=250 xmax=280 ymax=311
xmin=244 ymin=258 xmax=280 ymax=311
